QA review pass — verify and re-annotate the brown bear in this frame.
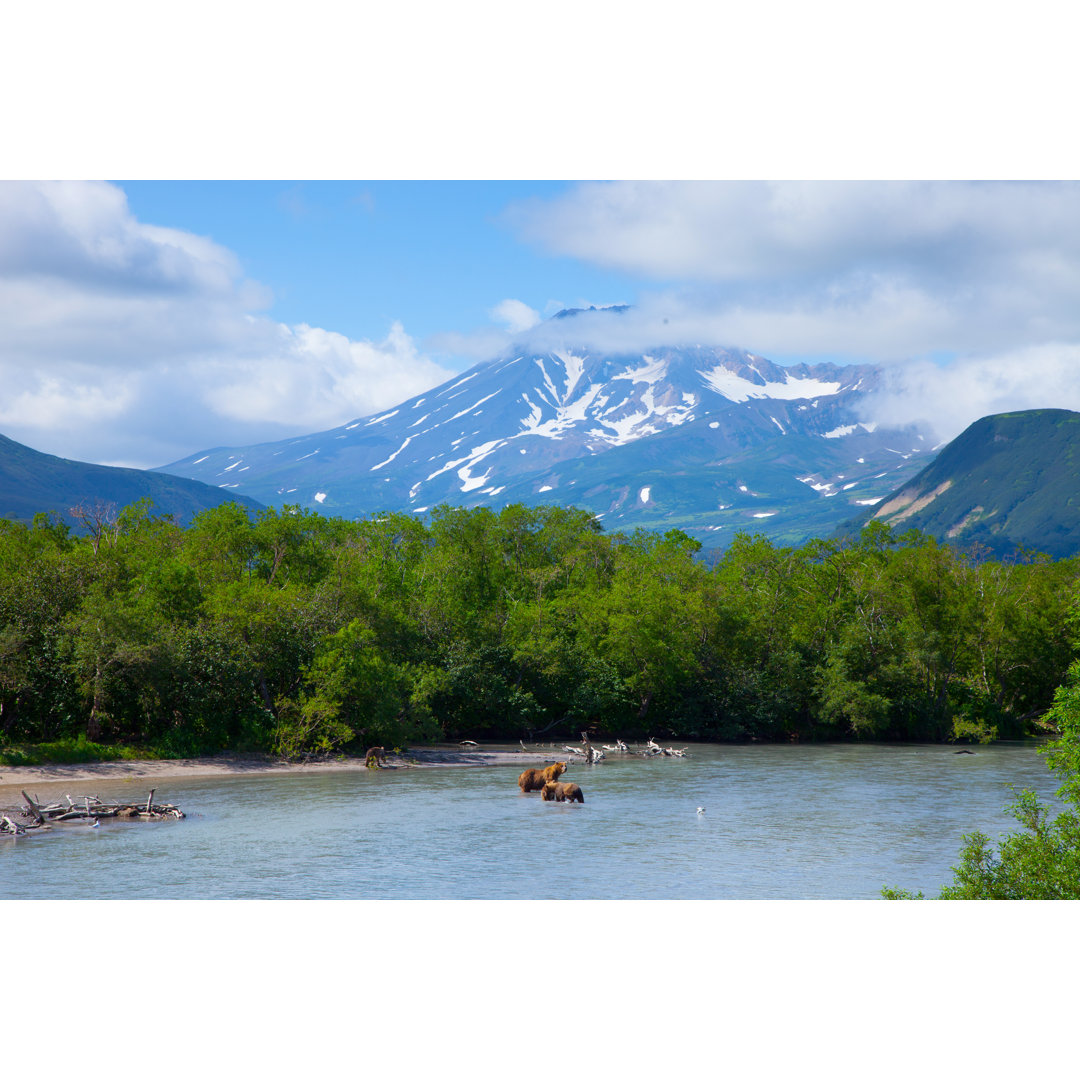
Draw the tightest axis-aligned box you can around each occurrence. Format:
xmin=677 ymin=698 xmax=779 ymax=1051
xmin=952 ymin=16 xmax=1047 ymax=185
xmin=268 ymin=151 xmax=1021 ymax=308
xmin=518 ymin=761 xmax=567 ymax=792
xmin=541 ymin=781 xmax=584 ymax=803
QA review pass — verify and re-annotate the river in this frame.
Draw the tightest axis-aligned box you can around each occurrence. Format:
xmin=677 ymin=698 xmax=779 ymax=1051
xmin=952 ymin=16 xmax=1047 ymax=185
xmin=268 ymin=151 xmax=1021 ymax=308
xmin=0 ymin=741 xmax=1064 ymax=899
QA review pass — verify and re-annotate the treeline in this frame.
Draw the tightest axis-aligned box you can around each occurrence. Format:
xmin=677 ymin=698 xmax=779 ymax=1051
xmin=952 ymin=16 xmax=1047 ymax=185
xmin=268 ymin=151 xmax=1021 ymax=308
xmin=0 ymin=499 xmax=1076 ymax=759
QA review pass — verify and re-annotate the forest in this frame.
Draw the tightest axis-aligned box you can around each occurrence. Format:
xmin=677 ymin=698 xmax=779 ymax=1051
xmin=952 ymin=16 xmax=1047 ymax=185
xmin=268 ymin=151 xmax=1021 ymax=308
xmin=0 ymin=498 xmax=1077 ymax=764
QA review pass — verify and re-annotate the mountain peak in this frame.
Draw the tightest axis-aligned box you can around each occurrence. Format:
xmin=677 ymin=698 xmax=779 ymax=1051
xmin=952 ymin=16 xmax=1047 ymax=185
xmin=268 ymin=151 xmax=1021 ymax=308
xmin=550 ymin=304 xmax=631 ymax=320
xmin=157 ymin=341 xmax=933 ymax=550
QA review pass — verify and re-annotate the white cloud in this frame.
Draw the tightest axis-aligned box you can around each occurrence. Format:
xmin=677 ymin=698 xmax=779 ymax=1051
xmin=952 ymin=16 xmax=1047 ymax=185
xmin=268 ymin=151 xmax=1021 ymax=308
xmin=0 ymin=181 xmax=454 ymax=467
xmin=489 ymin=298 xmax=541 ymax=334
xmin=505 ymin=181 xmax=1080 ymax=361
xmin=860 ymin=344 xmax=1080 ymax=442
xmin=199 ymin=321 xmax=447 ymax=429
xmin=508 ymin=180 xmax=1080 ymax=284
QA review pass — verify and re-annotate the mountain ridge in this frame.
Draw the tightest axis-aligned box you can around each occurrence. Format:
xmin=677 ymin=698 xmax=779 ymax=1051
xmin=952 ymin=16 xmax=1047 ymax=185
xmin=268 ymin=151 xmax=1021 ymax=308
xmin=0 ymin=431 xmax=264 ymax=528
xmin=838 ymin=408 xmax=1080 ymax=558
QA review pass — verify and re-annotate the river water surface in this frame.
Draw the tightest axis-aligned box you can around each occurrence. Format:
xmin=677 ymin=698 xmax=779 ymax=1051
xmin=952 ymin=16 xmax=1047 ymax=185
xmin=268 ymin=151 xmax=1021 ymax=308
xmin=0 ymin=742 xmax=1064 ymax=899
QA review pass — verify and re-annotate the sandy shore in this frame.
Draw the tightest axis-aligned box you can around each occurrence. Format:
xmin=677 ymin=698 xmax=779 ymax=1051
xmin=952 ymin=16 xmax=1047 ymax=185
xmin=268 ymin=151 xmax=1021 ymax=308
xmin=0 ymin=745 xmax=565 ymax=811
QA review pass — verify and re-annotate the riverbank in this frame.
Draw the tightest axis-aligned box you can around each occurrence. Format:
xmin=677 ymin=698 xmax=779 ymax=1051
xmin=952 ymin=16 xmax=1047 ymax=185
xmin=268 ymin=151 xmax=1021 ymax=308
xmin=0 ymin=744 xmax=563 ymax=805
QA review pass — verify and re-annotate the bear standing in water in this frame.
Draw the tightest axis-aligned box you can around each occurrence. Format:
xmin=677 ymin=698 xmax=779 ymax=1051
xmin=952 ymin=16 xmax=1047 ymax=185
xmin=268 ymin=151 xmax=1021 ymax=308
xmin=541 ymin=781 xmax=584 ymax=803
xmin=518 ymin=761 xmax=567 ymax=792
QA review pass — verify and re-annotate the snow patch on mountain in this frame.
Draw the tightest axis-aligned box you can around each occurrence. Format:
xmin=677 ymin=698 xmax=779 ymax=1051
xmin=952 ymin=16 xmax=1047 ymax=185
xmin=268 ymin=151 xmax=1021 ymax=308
xmin=553 ymin=349 xmax=587 ymax=399
xmin=442 ymin=372 xmax=478 ymax=395
xmin=371 ymin=435 xmax=415 ymax=471
xmin=593 ymin=409 xmax=660 ymax=445
xmin=823 ymin=421 xmax=879 ymax=439
xmin=699 ymin=366 xmax=842 ymax=403
xmin=448 ymin=389 xmax=502 ymax=423
xmin=799 ymin=476 xmax=836 ymax=494
xmin=366 ymin=409 xmax=400 ymax=426
xmin=453 ymin=439 xmax=505 ymax=493
xmin=615 ymin=355 xmax=668 ymax=386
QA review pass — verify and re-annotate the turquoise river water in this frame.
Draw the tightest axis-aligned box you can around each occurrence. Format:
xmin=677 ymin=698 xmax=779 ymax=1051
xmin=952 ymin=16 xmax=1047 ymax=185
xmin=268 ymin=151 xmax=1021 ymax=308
xmin=0 ymin=741 xmax=1064 ymax=899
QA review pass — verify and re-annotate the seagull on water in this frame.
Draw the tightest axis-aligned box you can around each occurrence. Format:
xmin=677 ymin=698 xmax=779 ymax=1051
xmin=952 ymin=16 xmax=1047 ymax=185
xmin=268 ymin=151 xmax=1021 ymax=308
xmin=696 ymin=807 xmax=706 ymax=815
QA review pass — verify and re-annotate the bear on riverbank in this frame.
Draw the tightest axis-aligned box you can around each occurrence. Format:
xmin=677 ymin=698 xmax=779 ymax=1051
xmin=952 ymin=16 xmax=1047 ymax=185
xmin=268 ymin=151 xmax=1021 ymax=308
xmin=541 ymin=781 xmax=584 ymax=803
xmin=518 ymin=761 xmax=567 ymax=792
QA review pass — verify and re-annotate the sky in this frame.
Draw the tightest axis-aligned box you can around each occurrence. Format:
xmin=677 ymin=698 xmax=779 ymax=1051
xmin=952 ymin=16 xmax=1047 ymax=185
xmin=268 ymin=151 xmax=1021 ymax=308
xmin=4 ymin=179 xmax=1080 ymax=468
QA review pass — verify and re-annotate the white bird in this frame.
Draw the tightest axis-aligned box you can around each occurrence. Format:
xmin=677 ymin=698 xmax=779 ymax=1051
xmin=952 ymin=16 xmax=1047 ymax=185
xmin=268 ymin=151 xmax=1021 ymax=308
xmin=89 ymin=818 xmax=99 ymax=828
xmin=696 ymin=807 xmax=706 ymax=815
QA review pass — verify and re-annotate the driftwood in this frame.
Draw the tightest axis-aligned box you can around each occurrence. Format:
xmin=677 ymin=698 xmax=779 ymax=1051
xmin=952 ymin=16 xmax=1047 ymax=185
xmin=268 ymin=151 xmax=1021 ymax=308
xmin=644 ymin=738 xmax=687 ymax=757
xmin=533 ymin=737 xmax=685 ymax=762
xmin=584 ymin=734 xmax=604 ymax=763
xmin=579 ymin=731 xmax=605 ymax=764
xmin=21 ymin=791 xmax=44 ymax=824
xmin=4 ymin=790 xmax=186 ymax=833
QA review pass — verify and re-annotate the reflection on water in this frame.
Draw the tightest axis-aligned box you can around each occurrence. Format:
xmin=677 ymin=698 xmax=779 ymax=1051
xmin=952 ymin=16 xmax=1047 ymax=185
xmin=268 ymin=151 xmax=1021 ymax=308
xmin=0 ymin=743 xmax=1063 ymax=899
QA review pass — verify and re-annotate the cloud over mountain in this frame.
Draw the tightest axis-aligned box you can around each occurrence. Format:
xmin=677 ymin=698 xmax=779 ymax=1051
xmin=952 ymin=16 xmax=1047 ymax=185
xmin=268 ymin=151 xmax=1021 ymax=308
xmin=502 ymin=181 xmax=1080 ymax=439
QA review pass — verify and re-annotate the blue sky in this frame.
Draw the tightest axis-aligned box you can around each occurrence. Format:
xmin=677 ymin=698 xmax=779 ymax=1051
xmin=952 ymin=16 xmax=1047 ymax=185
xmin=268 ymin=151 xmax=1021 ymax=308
xmin=119 ymin=181 xmax=647 ymax=349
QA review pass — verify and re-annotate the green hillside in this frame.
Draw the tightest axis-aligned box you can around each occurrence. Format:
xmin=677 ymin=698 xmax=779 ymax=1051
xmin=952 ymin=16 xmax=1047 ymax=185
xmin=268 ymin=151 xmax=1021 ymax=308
xmin=840 ymin=409 xmax=1080 ymax=558
xmin=0 ymin=433 xmax=263 ymax=526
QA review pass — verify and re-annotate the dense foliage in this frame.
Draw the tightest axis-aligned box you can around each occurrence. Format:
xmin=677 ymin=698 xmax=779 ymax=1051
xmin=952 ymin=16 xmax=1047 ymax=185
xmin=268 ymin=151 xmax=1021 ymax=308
xmin=1 ymin=500 xmax=1077 ymax=762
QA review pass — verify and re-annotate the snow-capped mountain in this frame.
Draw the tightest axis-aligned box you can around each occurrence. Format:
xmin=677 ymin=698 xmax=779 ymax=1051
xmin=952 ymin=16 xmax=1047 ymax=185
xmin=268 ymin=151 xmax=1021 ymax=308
xmin=157 ymin=328 xmax=935 ymax=549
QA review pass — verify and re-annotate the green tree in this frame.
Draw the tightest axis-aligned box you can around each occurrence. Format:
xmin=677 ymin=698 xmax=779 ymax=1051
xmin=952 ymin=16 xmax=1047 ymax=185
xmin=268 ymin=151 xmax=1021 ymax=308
xmin=280 ymin=619 xmax=441 ymax=757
